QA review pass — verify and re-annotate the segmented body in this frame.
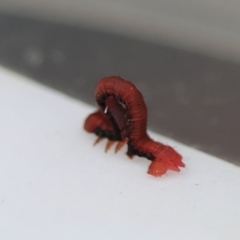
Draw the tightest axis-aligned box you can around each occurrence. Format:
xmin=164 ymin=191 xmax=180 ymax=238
xmin=84 ymin=76 xmax=185 ymax=177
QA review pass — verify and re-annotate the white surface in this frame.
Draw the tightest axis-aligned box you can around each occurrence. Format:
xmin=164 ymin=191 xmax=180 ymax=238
xmin=2 ymin=0 xmax=240 ymax=62
xmin=1 ymin=66 xmax=240 ymax=240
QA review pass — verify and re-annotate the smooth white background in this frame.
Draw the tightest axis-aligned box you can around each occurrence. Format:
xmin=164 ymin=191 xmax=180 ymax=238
xmin=1 ymin=66 xmax=240 ymax=240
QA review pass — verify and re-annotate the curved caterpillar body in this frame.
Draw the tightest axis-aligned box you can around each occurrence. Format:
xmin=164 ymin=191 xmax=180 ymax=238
xmin=84 ymin=76 xmax=185 ymax=177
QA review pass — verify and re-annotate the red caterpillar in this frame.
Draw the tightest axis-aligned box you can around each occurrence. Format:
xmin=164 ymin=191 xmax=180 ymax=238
xmin=84 ymin=76 xmax=185 ymax=177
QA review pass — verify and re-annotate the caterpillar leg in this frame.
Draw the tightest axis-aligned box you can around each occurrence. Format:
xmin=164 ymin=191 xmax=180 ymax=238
xmin=115 ymin=138 xmax=128 ymax=153
xmin=148 ymin=161 xmax=169 ymax=177
xmin=94 ymin=137 xmax=104 ymax=145
xmin=105 ymin=140 xmax=115 ymax=152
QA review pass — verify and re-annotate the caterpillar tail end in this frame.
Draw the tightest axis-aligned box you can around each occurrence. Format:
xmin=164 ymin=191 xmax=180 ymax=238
xmin=147 ymin=146 xmax=185 ymax=177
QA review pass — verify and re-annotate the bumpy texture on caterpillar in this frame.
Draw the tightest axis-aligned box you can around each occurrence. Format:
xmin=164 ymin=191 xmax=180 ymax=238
xmin=84 ymin=76 xmax=185 ymax=177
